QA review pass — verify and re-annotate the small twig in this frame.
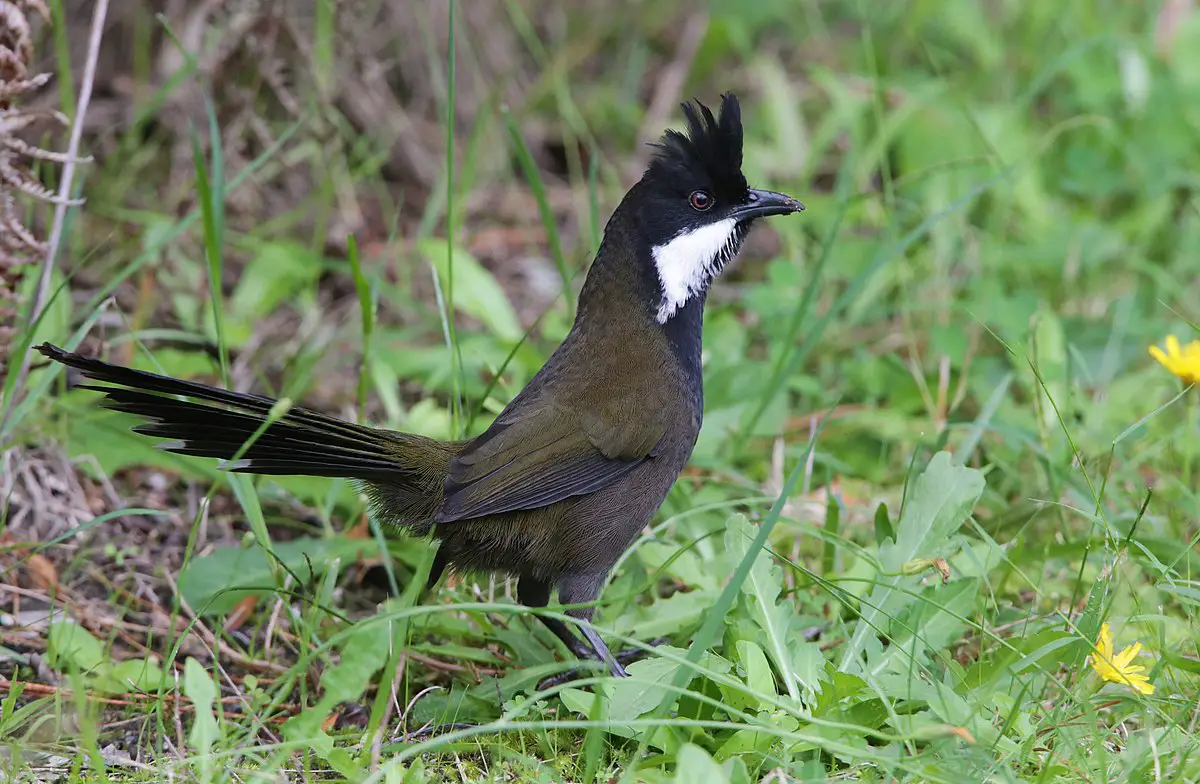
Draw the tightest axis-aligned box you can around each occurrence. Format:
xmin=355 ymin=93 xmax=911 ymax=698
xmin=0 ymin=0 xmax=107 ymax=437
xmin=262 ymin=577 xmax=289 ymax=657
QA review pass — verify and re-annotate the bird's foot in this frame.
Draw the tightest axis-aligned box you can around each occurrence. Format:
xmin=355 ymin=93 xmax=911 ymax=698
xmin=535 ymin=637 xmax=668 ymax=691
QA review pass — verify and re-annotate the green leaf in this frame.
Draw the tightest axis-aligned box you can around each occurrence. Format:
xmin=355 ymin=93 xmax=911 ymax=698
xmin=725 ymin=513 xmax=822 ymax=704
xmin=880 ymin=453 xmax=986 ymax=573
xmin=675 ymin=743 xmax=729 ymax=784
xmin=613 ymin=589 xmax=713 ymax=641
xmin=604 ymin=650 xmax=699 ymax=723
xmin=559 ymin=648 xmax=730 ymax=751
xmin=840 ymin=451 xmax=985 ymax=675
xmin=283 ymin=607 xmax=400 ymax=745
xmin=878 ymin=672 xmax=1018 ymax=754
xmin=418 ymin=238 xmax=522 ymax=341
xmin=229 ymin=242 xmax=322 ymax=319
xmin=873 ymin=502 xmax=894 ymax=548
xmin=221 ymin=241 xmax=323 ymax=344
xmin=871 ymin=578 xmax=978 ymax=677
xmin=98 ymin=658 xmax=168 ymax=694
xmin=713 ymin=725 xmax=780 ymax=762
xmin=46 ymin=620 xmax=106 ymax=674
xmin=735 ymin=640 xmax=775 ymax=707
xmin=47 ymin=620 xmax=168 ymax=695
xmin=179 ymin=535 xmax=381 ymax=614
xmin=183 ymin=657 xmax=219 ymax=772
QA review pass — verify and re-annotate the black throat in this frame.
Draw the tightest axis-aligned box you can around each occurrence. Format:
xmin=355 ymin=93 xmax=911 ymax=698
xmin=658 ymin=285 xmax=706 ymax=390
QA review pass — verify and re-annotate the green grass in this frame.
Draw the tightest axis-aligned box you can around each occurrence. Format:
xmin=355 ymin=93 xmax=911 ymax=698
xmin=4 ymin=1 xmax=1200 ymax=781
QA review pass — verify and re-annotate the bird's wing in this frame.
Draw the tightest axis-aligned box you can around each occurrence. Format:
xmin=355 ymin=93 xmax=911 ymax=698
xmin=435 ymin=388 xmax=666 ymax=524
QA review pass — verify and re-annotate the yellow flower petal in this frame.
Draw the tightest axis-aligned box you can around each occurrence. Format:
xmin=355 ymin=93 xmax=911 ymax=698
xmin=1120 ymin=671 xmax=1153 ymax=694
xmin=1089 ymin=624 xmax=1155 ymax=696
xmin=1150 ymin=336 xmax=1200 ymax=384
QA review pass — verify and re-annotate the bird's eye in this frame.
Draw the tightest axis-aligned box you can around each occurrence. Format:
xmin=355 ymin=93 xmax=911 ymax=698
xmin=688 ymin=190 xmax=712 ymax=211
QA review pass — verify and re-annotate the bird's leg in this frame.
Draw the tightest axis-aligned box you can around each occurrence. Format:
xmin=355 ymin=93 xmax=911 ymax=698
xmin=577 ymin=624 xmax=626 ymax=678
xmin=557 ymin=573 xmax=627 ymax=678
xmin=540 ymin=617 xmax=599 ymax=662
xmin=517 ymin=576 xmax=597 ymax=662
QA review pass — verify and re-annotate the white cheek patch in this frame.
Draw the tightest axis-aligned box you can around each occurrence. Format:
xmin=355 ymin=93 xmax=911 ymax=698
xmin=651 ymin=218 xmax=739 ymax=323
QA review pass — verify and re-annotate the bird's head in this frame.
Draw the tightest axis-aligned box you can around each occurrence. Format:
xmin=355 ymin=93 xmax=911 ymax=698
xmin=631 ymin=93 xmax=803 ymax=323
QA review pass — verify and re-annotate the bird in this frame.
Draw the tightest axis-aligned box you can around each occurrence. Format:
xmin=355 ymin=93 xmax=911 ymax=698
xmin=35 ymin=93 xmax=803 ymax=677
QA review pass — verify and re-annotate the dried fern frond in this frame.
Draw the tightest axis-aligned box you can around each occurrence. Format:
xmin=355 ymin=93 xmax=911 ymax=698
xmin=0 ymin=0 xmax=59 ymax=374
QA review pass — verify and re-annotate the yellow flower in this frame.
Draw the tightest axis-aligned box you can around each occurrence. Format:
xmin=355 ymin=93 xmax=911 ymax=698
xmin=1149 ymin=335 xmax=1200 ymax=384
xmin=1089 ymin=623 xmax=1155 ymax=695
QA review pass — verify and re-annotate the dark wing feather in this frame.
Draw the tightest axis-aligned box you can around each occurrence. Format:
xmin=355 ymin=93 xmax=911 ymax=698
xmin=435 ymin=391 xmax=665 ymax=524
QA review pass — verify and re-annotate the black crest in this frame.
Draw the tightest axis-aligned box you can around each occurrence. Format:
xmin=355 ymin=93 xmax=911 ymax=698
xmin=646 ymin=93 xmax=747 ymax=199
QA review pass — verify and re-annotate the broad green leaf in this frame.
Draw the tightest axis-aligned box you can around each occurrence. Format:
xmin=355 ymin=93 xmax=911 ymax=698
xmin=878 ymin=672 xmax=1018 ymax=754
xmin=47 ymin=620 xmax=168 ymax=695
xmin=873 ymin=578 xmax=978 ymax=677
xmin=419 ymin=238 xmax=522 ymax=341
xmin=225 ymin=241 xmax=322 ymax=341
xmin=713 ymin=724 xmax=784 ymax=761
xmin=184 ymin=657 xmax=219 ymax=770
xmin=179 ymin=535 xmax=381 ymax=614
xmin=283 ymin=612 xmax=396 ymax=743
xmin=98 ymin=658 xmax=168 ymax=694
xmin=604 ymin=650 xmax=700 ymax=723
xmin=46 ymin=620 xmax=106 ymax=673
xmin=879 ymin=452 xmax=986 ymax=572
xmin=559 ymin=683 xmax=678 ymax=754
xmin=736 ymin=639 xmax=775 ymax=699
xmin=613 ymin=589 xmax=713 ymax=640
xmin=559 ymin=648 xmax=730 ymax=751
xmin=873 ymin=502 xmax=894 ymax=548
xmin=675 ymin=743 xmax=729 ymax=784
xmin=840 ymin=451 xmax=985 ymax=675
xmin=725 ymin=513 xmax=822 ymax=704
xmin=790 ymin=641 xmax=826 ymax=705
xmin=719 ymin=638 xmax=786 ymax=714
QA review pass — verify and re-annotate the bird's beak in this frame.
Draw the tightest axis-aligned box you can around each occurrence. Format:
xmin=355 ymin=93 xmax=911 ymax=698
xmin=732 ymin=188 xmax=805 ymax=221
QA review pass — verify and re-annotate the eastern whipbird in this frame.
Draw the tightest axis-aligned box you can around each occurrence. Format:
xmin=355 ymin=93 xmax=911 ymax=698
xmin=36 ymin=93 xmax=803 ymax=677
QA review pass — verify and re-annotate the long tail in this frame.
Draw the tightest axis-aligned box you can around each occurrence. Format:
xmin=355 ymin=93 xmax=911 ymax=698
xmin=34 ymin=343 xmax=453 ymax=484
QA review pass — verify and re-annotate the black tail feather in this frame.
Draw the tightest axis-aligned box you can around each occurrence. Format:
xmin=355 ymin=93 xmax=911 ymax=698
xmin=35 ymin=342 xmax=417 ymax=480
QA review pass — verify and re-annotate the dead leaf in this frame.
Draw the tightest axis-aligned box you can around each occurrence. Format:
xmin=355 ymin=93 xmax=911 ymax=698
xmin=223 ymin=596 xmax=258 ymax=634
xmin=25 ymin=553 xmax=59 ymax=593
